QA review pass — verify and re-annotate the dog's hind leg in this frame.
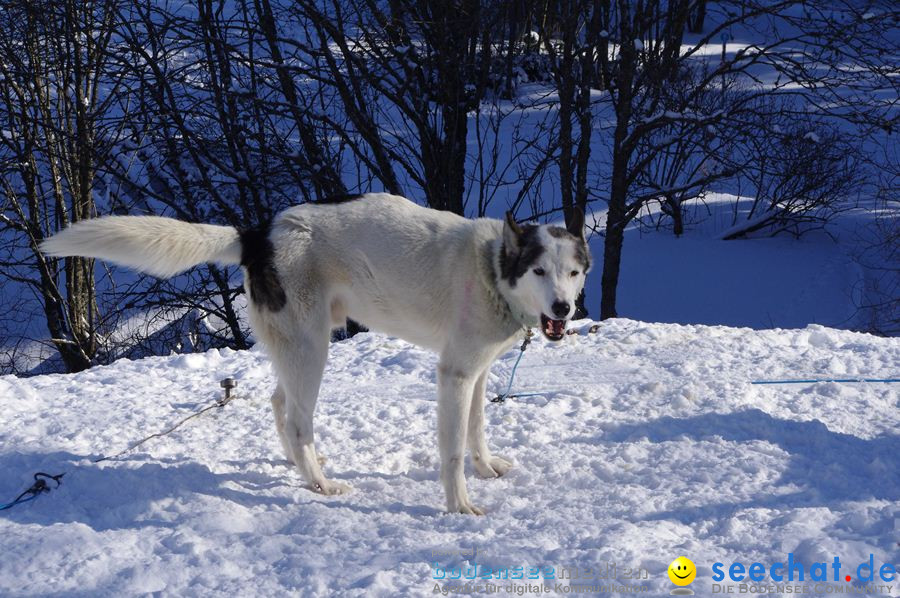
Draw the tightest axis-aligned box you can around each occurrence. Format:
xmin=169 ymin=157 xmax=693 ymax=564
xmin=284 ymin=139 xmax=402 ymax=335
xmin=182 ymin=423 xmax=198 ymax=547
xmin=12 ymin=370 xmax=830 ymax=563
xmin=270 ymin=317 xmax=349 ymax=495
xmin=271 ymin=382 xmax=328 ymax=467
xmin=468 ymin=369 xmax=513 ymax=478
xmin=270 ymin=383 xmax=292 ymax=464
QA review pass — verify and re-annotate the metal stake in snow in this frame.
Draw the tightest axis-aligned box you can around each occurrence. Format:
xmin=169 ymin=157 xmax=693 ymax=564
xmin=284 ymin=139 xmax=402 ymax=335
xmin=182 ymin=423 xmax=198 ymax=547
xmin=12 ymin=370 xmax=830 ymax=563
xmin=751 ymin=377 xmax=899 ymax=385
xmin=94 ymin=377 xmax=241 ymax=463
xmin=219 ymin=378 xmax=237 ymax=406
xmin=1 ymin=377 xmax=244 ymax=512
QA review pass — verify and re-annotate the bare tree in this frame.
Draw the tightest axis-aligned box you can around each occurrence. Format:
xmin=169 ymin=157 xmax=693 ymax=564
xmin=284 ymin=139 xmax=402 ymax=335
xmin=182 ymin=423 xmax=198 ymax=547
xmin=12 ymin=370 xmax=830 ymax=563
xmin=538 ymin=0 xmax=605 ymax=229
xmin=2 ymin=0 xmax=897 ymax=374
xmin=0 ymin=0 xmax=124 ymax=372
xmin=850 ymin=145 xmax=899 ymax=336
xmin=102 ymin=0 xmax=352 ymax=350
xmin=287 ymin=0 xmax=508 ymax=214
xmin=721 ymin=109 xmax=861 ymax=240
xmin=547 ymin=0 xmax=898 ymax=319
xmin=632 ymin=64 xmax=741 ymax=236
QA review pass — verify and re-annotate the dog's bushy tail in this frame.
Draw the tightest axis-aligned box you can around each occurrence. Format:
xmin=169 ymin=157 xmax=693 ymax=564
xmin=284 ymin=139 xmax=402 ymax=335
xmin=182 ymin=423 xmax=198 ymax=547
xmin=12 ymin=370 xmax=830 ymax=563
xmin=40 ymin=216 xmax=242 ymax=277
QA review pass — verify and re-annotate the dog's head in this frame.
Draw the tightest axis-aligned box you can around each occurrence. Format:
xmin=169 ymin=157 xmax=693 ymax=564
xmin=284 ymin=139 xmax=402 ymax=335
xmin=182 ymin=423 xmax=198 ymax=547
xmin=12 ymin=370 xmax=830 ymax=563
xmin=498 ymin=209 xmax=591 ymax=341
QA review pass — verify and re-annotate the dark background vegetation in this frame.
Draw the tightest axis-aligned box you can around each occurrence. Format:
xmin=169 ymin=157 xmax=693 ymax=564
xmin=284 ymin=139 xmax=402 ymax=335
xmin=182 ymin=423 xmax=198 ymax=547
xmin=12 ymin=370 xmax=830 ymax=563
xmin=0 ymin=0 xmax=896 ymax=374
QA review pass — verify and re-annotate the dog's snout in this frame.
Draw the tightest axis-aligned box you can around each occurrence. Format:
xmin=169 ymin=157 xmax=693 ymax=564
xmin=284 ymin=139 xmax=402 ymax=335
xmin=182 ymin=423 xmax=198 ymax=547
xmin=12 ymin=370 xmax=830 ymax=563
xmin=551 ymin=300 xmax=570 ymax=319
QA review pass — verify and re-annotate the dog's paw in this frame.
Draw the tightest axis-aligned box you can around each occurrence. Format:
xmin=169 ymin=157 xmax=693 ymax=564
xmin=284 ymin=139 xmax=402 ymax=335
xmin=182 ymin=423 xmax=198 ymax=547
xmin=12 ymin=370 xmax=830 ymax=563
xmin=488 ymin=456 xmax=513 ymax=476
xmin=474 ymin=455 xmax=513 ymax=478
xmin=313 ymin=479 xmax=351 ymax=495
xmin=446 ymin=491 xmax=486 ymax=515
xmin=451 ymin=500 xmax=485 ymax=516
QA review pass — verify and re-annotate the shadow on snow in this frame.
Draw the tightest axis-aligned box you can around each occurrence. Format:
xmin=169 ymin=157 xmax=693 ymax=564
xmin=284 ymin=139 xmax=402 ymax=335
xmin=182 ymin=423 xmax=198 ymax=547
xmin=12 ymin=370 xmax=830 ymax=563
xmin=599 ymin=408 xmax=899 ymax=522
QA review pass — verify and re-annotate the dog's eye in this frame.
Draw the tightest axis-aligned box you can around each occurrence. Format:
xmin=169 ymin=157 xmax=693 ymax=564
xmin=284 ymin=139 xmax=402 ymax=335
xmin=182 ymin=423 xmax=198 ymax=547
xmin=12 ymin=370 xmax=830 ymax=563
xmin=570 ymin=270 xmax=579 ymax=277
xmin=533 ymin=268 xmax=545 ymax=276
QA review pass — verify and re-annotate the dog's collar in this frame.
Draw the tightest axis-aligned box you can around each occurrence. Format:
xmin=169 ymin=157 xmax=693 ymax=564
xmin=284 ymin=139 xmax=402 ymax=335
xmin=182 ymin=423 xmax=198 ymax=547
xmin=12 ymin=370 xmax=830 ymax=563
xmin=503 ymin=295 xmax=538 ymax=331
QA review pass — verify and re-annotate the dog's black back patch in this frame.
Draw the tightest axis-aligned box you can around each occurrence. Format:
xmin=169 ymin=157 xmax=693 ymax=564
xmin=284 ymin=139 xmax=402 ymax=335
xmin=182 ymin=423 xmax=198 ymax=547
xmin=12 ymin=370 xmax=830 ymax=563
xmin=316 ymin=193 xmax=364 ymax=205
xmin=239 ymin=222 xmax=287 ymax=312
xmin=499 ymin=224 xmax=544 ymax=287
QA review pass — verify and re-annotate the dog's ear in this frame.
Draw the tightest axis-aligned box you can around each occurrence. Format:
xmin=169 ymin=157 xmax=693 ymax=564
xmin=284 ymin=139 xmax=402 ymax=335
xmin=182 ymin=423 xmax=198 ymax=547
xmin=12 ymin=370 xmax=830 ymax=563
xmin=567 ymin=207 xmax=585 ymax=239
xmin=504 ymin=211 xmax=523 ymax=250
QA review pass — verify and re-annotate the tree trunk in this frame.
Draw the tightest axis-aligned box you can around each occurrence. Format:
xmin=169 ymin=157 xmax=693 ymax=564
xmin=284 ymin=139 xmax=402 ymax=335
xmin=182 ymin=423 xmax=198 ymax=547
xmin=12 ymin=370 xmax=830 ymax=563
xmin=209 ymin=266 xmax=250 ymax=350
xmin=256 ymin=0 xmax=346 ymax=200
xmin=600 ymin=198 xmax=625 ymax=320
xmin=688 ymin=0 xmax=707 ymax=33
xmin=667 ymin=196 xmax=684 ymax=236
xmin=442 ymin=101 xmax=468 ymax=215
xmin=597 ymin=0 xmax=640 ymax=320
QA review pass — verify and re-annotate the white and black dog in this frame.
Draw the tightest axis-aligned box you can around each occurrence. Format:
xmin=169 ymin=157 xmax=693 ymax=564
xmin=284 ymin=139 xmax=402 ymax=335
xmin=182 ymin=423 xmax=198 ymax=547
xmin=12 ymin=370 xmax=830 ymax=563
xmin=42 ymin=193 xmax=591 ymax=514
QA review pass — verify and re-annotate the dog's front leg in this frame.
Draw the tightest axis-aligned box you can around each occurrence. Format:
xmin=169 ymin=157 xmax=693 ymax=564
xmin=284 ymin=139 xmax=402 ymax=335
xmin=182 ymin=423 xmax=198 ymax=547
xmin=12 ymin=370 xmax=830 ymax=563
xmin=437 ymin=361 xmax=482 ymax=515
xmin=468 ymin=370 xmax=513 ymax=478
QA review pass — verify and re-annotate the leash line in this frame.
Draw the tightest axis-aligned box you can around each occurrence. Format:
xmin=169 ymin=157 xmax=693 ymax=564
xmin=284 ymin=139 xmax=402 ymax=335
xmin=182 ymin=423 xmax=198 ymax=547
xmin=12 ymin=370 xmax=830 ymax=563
xmin=491 ymin=330 xmax=535 ymax=404
xmin=93 ymin=393 xmax=236 ymax=464
xmin=490 ymin=322 xmax=606 ymax=404
xmin=1 ymin=383 xmax=239 ymax=512
xmin=490 ymin=322 xmax=897 ymax=402
xmin=751 ymin=378 xmax=899 ymax=385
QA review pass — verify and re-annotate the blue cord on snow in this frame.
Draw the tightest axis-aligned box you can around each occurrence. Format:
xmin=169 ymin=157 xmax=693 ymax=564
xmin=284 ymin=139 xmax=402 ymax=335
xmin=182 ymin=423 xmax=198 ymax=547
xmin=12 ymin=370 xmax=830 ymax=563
xmin=751 ymin=378 xmax=899 ymax=385
xmin=0 ymin=472 xmax=64 ymax=511
xmin=0 ymin=493 xmax=42 ymax=511
xmin=491 ymin=330 xmax=546 ymax=404
xmin=491 ymin=345 xmax=527 ymax=403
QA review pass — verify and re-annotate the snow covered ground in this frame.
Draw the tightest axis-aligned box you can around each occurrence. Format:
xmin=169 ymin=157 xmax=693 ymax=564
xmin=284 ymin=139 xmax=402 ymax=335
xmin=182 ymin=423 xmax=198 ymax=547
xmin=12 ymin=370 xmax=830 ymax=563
xmin=1 ymin=319 xmax=897 ymax=597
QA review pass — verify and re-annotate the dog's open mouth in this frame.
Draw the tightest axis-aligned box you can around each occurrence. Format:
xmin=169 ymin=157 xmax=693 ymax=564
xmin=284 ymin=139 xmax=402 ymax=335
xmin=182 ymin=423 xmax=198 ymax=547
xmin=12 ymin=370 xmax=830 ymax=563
xmin=540 ymin=314 xmax=566 ymax=341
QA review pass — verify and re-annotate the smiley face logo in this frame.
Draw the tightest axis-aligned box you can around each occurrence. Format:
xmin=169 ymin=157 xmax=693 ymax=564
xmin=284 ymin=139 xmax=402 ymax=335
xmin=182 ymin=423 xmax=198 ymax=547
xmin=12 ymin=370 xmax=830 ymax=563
xmin=667 ymin=556 xmax=696 ymax=586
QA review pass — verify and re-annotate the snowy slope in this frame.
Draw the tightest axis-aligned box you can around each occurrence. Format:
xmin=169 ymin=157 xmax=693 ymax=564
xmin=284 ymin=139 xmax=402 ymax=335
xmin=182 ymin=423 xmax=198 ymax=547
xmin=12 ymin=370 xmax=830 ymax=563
xmin=583 ymin=195 xmax=876 ymax=331
xmin=0 ymin=320 xmax=897 ymax=597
